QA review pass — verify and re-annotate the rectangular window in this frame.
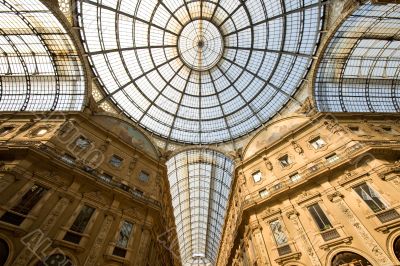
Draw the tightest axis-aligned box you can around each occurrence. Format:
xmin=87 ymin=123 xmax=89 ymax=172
xmin=310 ymin=137 xmax=326 ymax=149
xmin=279 ymin=155 xmax=291 ymax=167
xmin=382 ymin=127 xmax=398 ymax=134
xmin=75 ymin=136 xmax=90 ymax=149
xmin=308 ymin=203 xmax=333 ymax=231
xmin=349 ymin=126 xmax=359 ymax=132
xmin=138 ymin=171 xmax=150 ymax=182
xmin=70 ymin=205 xmax=95 ymax=233
xmin=132 ymin=189 xmax=144 ymax=197
xmin=61 ymin=154 xmax=76 ymax=165
xmin=99 ymin=173 xmax=112 ymax=183
xmin=116 ymin=221 xmax=134 ymax=248
xmin=0 ymin=184 xmax=48 ymax=225
xmin=289 ymin=173 xmax=301 ymax=183
xmin=270 ymin=219 xmax=289 ymax=246
xmin=259 ymin=189 xmax=269 ymax=198
xmin=326 ymin=154 xmax=340 ymax=164
xmin=113 ymin=221 xmax=133 ymax=257
xmin=353 ymin=183 xmax=386 ymax=213
xmin=0 ymin=126 xmax=14 ymax=136
xmin=109 ymin=155 xmax=123 ymax=168
xmin=64 ymin=205 xmax=95 ymax=244
xmin=252 ymin=171 xmax=262 ymax=183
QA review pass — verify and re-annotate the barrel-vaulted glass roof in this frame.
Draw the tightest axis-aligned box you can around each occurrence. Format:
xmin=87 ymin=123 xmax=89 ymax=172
xmin=78 ymin=0 xmax=325 ymax=144
xmin=0 ymin=0 xmax=85 ymax=111
xmin=315 ymin=2 xmax=400 ymax=112
xmin=166 ymin=149 xmax=234 ymax=265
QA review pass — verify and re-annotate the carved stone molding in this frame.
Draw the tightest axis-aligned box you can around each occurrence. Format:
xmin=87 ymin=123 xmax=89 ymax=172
xmin=291 ymin=141 xmax=304 ymax=155
xmin=338 ymin=170 xmax=369 ymax=187
xmin=327 ymin=191 xmax=344 ymax=202
xmin=335 ymin=197 xmax=392 ymax=265
xmin=296 ymin=191 xmax=321 ymax=206
xmin=83 ymin=191 xmax=107 ymax=206
xmin=262 ymin=156 xmax=273 ymax=170
xmin=319 ymin=236 xmax=353 ymax=251
xmin=324 ymin=119 xmax=346 ymax=135
xmin=260 ymin=208 xmax=281 ymax=220
xmin=13 ymin=197 xmax=69 ymax=266
xmin=85 ymin=215 xmax=114 ymax=266
xmin=287 ymin=212 xmax=322 ymax=266
xmin=275 ymin=251 xmax=302 ymax=265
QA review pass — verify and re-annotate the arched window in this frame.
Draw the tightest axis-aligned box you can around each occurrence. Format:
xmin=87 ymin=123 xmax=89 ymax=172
xmin=394 ymin=235 xmax=400 ymax=262
xmin=36 ymin=254 xmax=73 ymax=266
xmin=0 ymin=238 xmax=10 ymax=266
xmin=332 ymin=251 xmax=372 ymax=266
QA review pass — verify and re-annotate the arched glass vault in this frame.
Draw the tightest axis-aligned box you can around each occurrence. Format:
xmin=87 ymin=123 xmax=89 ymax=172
xmin=0 ymin=0 xmax=85 ymax=112
xmin=314 ymin=2 xmax=400 ymax=112
xmin=166 ymin=149 xmax=234 ymax=265
xmin=78 ymin=0 xmax=325 ymax=144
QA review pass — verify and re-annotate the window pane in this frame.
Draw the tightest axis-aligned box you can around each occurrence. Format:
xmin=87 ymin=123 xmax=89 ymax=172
xmin=70 ymin=205 xmax=95 ymax=233
xmin=310 ymin=137 xmax=326 ymax=149
xmin=354 ymin=183 xmax=386 ymax=213
xmin=270 ymin=219 xmax=289 ymax=246
xmin=308 ymin=204 xmax=332 ymax=231
xmin=138 ymin=171 xmax=150 ymax=182
xmin=11 ymin=184 xmax=48 ymax=215
xmin=252 ymin=171 xmax=262 ymax=182
xmin=109 ymin=155 xmax=123 ymax=167
xmin=116 ymin=221 xmax=134 ymax=248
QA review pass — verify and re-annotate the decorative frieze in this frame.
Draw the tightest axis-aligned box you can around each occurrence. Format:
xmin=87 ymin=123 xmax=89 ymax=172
xmin=286 ymin=210 xmax=322 ymax=266
xmin=335 ymin=197 xmax=393 ymax=265
xmin=85 ymin=215 xmax=114 ymax=266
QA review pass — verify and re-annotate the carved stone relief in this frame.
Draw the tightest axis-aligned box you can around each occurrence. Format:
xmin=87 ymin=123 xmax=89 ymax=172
xmin=85 ymin=215 xmax=114 ymax=266
xmin=13 ymin=197 xmax=69 ymax=266
xmin=335 ymin=198 xmax=392 ymax=265
xmin=286 ymin=211 xmax=322 ymax=266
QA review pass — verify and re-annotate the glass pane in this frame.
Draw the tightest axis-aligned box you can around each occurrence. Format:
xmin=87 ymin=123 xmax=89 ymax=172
xmin=12 ymin=184 xmax=48 ymax=215
xmin=109 ymin=155 xmax=123 ymax=167
xmin=354 ymin=183 xmax=386 ymax=213
xmin=166 ymin=149 xmax=234 ymax=264
xmin=0 ymin=0 xmax=85 ymax=112
xmin=308 ymin=204 xmax=332 ymax=231
xmin=252 ymin=171 xmax=262 ymax=182
xmin=70 ymin=205 xmax=95 ymax=233
xmin=116 ymin=221 xmax=134 ymax=248
xmin=315 ymin=3 xmax=400 ymax=113
xmin=138 ymin=171 xmax=150 ymax=182
xmin=270 ymin=219 xmax=289 ymax=246
xmin=78 ymin=0 xmax=324 ymax=144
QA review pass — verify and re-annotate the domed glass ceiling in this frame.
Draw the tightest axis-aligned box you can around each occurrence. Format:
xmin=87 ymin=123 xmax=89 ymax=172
xmin=78 ymin=0 xmax=324 ymax=144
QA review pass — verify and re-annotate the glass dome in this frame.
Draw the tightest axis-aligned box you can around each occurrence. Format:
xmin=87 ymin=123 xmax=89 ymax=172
xmin=78 ymin=0 xmax=324 ymax=144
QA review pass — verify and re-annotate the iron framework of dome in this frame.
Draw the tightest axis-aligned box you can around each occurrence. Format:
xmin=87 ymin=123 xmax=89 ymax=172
xmin=166 ymin=149 xmax=234 ymax=265
xmin=315 ymin=2 xmax=400 ymax=113
xmin=78 ymin=0 xmax=325 ymax=144
xmin=0 ymin=0 xmax=85 ymax=112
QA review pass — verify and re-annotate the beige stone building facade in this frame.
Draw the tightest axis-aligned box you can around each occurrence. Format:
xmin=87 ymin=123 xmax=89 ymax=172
xmin=0 ymin=113 xmax=180 ymax=266
xmin=217 ymin=113 xmax=400 ymax=266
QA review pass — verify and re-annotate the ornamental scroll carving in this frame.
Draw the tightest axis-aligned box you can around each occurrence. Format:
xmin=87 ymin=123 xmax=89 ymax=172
xmin=13 ymin=197 xmax=69 ymax=266
xmin=286 ymin=211 xmax=322 ymax=266
xmin=85 ymin=215 xmax=114 ymax=266
xmin=250 ymin=223 xmax=270 ymax=265
xmin=335 ymin=198 xmax=392 ymax=265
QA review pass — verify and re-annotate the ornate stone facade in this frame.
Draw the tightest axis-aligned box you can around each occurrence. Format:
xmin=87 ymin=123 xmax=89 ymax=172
xmin=0 ymin=112 xmax=179 ymax=266
xmin=217 ymin=113 xmax=400 ymax=266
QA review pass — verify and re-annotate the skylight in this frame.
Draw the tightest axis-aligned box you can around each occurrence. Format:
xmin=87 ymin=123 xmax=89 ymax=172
xmin=78 ymin=0 xmax=325 ymax=144
xmin=166 ymin=149 xmax=234 ymax=265
xmin=0 ymin=0 xmax=85 ymax=111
